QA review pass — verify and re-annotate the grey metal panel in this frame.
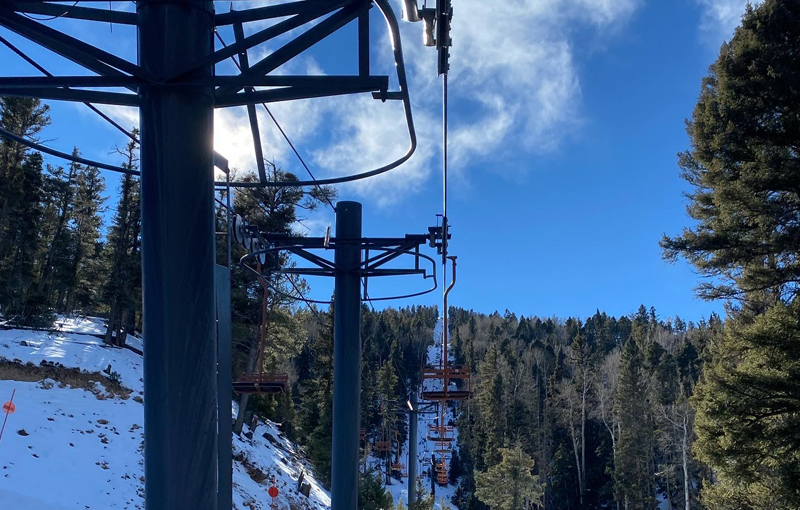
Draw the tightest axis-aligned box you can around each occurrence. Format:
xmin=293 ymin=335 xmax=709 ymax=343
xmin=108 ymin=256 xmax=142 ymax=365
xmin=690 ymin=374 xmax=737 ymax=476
xmin=216 ymin=265 xmax=233 ymax=510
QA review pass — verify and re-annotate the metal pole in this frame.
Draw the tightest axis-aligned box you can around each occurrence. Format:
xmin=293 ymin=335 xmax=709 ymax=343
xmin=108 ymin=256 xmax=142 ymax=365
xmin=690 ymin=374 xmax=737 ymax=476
xmin=138 ymin=1 xmax=217 ymax=509
xmin=408 ymin=391 xmax=418 ymax=506
xmin=332 ymin=201 xmax=363 ymax=510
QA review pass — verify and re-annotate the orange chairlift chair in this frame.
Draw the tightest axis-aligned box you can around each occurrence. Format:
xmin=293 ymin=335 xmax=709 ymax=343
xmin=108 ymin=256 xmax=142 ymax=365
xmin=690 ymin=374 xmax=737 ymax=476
xmin=233 ymin=262 xmax=289 ymax=395
xmin=373 ymin=439 xmax=392 ymax=453
xmin=391 ymin=431 xmax=406 ymax=475
xmin=435 ymin=460 xmax=449 ymax=485
xmin=419 ymin=257 xmax=473 ymax=402
xmin=427 ymin=423 xmax=454 ymax=442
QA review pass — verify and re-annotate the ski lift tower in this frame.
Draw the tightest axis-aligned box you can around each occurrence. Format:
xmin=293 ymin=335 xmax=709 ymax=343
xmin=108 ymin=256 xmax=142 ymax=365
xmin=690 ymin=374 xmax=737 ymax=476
xmin=0 ymin=1 xmax=424 ymax=509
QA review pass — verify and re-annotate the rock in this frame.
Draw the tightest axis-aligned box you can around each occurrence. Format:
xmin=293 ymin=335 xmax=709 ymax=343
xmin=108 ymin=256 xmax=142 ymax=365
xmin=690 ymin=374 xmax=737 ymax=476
xmin=39 ymin=378 xmax=56 ymax=390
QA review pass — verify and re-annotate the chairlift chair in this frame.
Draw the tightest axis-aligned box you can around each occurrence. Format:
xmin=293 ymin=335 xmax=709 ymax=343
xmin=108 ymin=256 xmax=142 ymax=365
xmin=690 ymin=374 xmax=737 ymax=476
xmin=233 ymin=260 xmax=288 ymax=395
xmin=427 ymin=424 xmax=454 ymax=442
xmin=374 ymin=440 xmax=392 ymax=453
xmin=433 ymin=441 xmax=452 ymax=454
xmin=419 ymin=365 xmax=472 ymax=401
xmin=232 ymin=373 xmax=289 ymax=394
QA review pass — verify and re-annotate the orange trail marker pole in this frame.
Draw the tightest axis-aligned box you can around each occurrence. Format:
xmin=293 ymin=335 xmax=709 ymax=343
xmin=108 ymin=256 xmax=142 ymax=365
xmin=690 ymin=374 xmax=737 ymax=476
xmin=0 ymin=389 xmax=17 ymax=447
xmin=268 ymin=483 xmax=279 ymax=510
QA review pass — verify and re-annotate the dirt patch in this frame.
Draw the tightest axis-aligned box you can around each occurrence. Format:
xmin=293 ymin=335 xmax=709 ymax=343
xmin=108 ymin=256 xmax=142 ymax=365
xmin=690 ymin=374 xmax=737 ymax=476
xmin=0 ymin=359 xmax=131 ymax=398
xmin=233 ymin=451 xmax=269 ymax=484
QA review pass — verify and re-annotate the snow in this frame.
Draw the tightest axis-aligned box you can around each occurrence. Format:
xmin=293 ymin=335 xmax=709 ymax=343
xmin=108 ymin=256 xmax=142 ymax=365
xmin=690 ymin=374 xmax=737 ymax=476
xmin=0 ymin=381 xmax=144 ymax=509
xmin=0 ymin=326 xmax=144 ymax=394
xmin=0 ymin=316 xmax=330 ymax=510
xmin=232 ymin=421 xmax=331 ymax=510
xmin=53 ymin=315 xmax=108 ymax=337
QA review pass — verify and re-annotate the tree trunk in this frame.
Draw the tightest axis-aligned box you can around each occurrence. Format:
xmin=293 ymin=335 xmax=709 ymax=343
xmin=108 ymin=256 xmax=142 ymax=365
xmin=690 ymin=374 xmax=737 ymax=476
xmin=38 ymin=179 xmax=74 ymax=296
xmin=116 ymin=308 xmax=129 ymax=347
xmin=580 ymin=371 xmax=587 ymax=503
xmin=682 ymin=416 xmax=690 ymax=510
xmin=233 ymin=339 xmax=259 ymax=435
xmin=570 ymin=423 xmax=582 ymax=506
xmin=104 ymin=308 xmax=118 ymax=345
xmin=56 ymin=288 xmax=66 ymax=312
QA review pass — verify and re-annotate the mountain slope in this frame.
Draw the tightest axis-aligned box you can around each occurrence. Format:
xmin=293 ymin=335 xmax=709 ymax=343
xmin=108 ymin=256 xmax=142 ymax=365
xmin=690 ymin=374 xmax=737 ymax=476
xmin=0 ymin=316 xmax=330 ymax=510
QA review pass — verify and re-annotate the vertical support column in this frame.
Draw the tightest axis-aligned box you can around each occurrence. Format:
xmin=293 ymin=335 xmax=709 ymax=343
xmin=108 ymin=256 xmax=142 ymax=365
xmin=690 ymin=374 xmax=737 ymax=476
xmin=408 ymin=392 xmax=418 ymax=506
xmin=138 ymin=1 xmax=217 ymax=509
xmin=216 ymin=265 xmax=233 ymax=510
xmin=332 ymin=201 xmax=363 ymax=510
xmin=357 ymin=5 xmax=370 ymax=77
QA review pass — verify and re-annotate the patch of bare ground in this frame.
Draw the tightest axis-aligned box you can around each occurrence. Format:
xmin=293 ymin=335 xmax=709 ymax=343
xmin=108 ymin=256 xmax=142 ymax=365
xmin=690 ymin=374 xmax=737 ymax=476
xmin=0 ymin=359 xmax=131 ymax=398
xmin=233 ymin=451 xmax=269 ymax=484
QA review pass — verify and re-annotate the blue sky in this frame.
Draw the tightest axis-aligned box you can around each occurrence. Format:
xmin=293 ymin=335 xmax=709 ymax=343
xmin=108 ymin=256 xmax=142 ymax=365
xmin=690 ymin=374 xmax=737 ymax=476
xmin=0 ymin=0 xmax=757 ymax=322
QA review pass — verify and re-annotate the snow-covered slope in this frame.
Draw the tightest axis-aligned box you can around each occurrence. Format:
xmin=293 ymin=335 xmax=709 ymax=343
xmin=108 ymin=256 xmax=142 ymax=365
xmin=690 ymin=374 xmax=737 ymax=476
xmin=0 ymin=316 xmax=330 ymax=510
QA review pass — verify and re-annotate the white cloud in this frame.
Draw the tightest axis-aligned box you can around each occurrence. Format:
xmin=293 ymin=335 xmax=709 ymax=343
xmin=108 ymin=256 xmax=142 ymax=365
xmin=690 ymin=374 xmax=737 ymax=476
xmin=311 ymin=95 xmax=439 ymax=207
xmin=307 ymin=0 xmax=641 ymax=204
xmin=696 ymin=0 xmax=763 ymax=41
xmin=63 ymin=0 xmax=641 ymax=206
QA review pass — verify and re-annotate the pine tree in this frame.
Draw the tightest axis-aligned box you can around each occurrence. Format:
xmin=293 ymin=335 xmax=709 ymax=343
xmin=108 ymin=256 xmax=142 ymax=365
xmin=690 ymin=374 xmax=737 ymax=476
xmin=693 ymin=302 xmax=800 ymax=509
xmin=37 ymin=153 xmax=86 ymax=307
xmin=103 ymin=136 xmax=141 ymax=346
xmin=376 ymin=359 xmax=400 ymax=482
xmin=358 ymin=470 xmax=393 ymax=510
xmin=661 ymin=1 xmax=800 ymax=507
xmin=230 ymin=164 xmax=333 ymax=434
xmin=0 ymin=153 xmax=48 ymax=324
xmin=614 ymin=338 xmax=655 ymax=509
xmin=476 ymin=345 xmax=505 ymax=467
xmin=297 ymin=308 xmax=335 ymax=485
xmin=65 ymin=163 xmax=105 ymax=313
xmin=0 ymin=97 xmax=50 ymax=321
xmin=475 ymin=443 xmax=544 ymax=510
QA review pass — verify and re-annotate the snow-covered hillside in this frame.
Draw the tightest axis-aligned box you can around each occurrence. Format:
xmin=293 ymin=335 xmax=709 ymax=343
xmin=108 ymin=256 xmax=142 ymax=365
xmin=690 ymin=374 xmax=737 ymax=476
xmin=0 ymin=316 xmax=330 ymax=510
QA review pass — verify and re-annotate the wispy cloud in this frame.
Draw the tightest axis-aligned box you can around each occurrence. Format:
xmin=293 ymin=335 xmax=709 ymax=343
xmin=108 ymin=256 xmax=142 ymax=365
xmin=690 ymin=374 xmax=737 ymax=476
xmin=696 ymin=0 xmax=763 ymax=42
xmin=306 ymin=0 xmax=642 ymax=204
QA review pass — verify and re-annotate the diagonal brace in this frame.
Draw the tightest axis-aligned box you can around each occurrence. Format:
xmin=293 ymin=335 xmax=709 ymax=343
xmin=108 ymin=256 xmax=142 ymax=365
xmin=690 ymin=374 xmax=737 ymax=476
xmin=167 ymin=0 xmax=347 ymax=82
xmin=233 ymin=20 xmax=267 ymax=183
xmin=216 ymin=1 xmax=365 ymax=97
xmin=0 ymin=6 xmax=151 ymax=81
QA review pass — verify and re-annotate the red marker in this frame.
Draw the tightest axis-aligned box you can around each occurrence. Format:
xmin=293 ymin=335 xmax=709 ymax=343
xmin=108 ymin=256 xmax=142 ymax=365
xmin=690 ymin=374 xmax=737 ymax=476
xmin=0 ymin=389 xmax=16 ymax=447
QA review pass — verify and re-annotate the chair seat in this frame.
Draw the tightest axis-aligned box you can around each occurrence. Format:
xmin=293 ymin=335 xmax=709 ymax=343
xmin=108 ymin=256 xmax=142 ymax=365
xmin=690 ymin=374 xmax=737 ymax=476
xmin=233 ymin=373 xmax=288 ymax=395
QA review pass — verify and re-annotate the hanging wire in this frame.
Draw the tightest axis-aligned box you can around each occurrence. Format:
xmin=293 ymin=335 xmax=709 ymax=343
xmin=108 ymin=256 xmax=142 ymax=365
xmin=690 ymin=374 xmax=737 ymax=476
xmin=214 ymin=195 xmax=330 ymax=324
xmin=213 ymin=28 xmax=336 ymax=213
xmin=20 ymin=1 xmax=80 ymax=21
